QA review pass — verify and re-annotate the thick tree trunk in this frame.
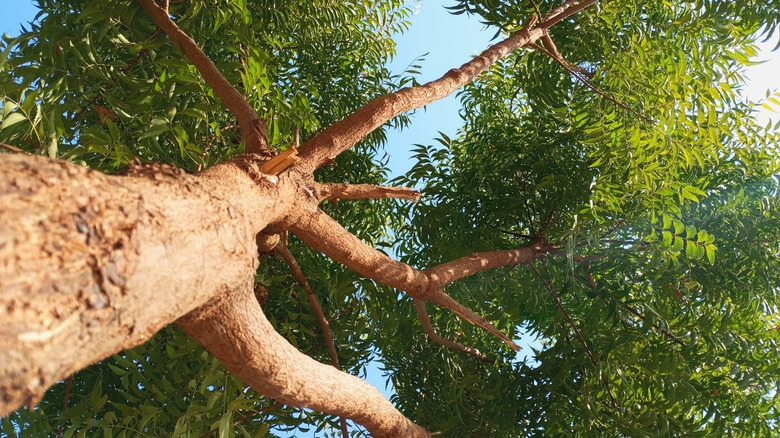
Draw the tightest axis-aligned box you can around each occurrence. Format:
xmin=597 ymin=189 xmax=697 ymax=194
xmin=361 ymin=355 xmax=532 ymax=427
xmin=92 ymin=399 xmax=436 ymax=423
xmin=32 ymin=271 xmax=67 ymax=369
xmin=0 ymin=154 xmax=428 ymax=435
xmin=0 ymin=154 xmax=281 ymax=414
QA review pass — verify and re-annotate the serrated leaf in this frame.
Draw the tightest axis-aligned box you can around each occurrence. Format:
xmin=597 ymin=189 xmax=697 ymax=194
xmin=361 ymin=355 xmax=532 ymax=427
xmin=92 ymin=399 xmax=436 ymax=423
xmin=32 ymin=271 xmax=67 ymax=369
xmin=1 ymin=112 xmax=27 ymax=129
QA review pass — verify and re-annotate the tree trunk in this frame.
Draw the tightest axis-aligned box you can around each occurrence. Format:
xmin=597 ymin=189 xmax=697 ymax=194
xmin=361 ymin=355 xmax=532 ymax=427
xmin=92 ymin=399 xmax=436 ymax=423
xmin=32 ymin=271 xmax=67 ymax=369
xmin=0 ymin=154 xmax=277 ymax=414
xmin=0 ymin=153 xmax=428 ymax=435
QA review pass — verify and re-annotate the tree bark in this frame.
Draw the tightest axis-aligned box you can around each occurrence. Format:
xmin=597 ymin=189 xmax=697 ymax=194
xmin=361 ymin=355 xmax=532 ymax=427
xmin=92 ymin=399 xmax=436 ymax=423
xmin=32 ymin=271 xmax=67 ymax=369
xmin=0 ymin=153 xmax=427 ymax=434
xmin=0 ymin=154 xmax=283 ymax=415
xmin=179 ymin=286 xmax=429 ymax=438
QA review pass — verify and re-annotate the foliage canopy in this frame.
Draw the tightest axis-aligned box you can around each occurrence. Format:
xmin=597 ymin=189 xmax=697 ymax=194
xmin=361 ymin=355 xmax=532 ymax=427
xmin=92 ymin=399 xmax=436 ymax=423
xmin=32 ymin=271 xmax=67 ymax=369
xmin=2 ymin=0 xmax=780 ymax=436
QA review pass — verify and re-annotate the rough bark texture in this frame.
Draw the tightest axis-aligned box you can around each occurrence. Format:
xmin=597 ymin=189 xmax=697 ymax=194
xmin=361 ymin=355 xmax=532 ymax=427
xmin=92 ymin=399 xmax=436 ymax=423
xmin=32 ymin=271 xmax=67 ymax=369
xmin=179 ymin=287 xmax=429 ymax=438
xmin=0 ymin=154 xmax=427 ymax=434
xmin=290 ymin=207 xmax=545 ymax=297
xmin=0 ymin=154 xmax=283 ymax=414
xmin=295 ymin=25 xmax=547 ymax=173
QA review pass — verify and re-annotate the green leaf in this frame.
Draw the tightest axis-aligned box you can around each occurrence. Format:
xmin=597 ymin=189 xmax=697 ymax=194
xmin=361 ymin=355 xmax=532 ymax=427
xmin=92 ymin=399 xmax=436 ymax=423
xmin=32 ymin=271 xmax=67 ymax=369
xmin=0 ymin=112 xmax=27 ymax=129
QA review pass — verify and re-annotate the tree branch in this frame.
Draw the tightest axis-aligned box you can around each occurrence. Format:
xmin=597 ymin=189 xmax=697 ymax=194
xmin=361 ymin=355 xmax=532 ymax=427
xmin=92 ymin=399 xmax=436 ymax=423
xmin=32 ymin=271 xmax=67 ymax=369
xmin=531 ymin=265 xmax=597 ymax=366
xmin=415 ymin=299 xmax=493 ymax=362
xmin=315 ymin=182 xmax=420 ymax=203
xmin=136 ymin=0 xmax=269 ymax=154
xmin=294 ymin=0 xmax=600 ymax=173
xmin=275 ymin=242 xmax=341 ymax=366
xmin=618 ymin=301 xmax=686 ymax=347
xmin=178 ymin=285 xmax=429 ymax=438
xmin=274 ymin=243 xmax=349 ymax=437
xmin=530 ymin=41 xmax=651 ymax=122
xmin=294 ymin=26 xmax=548 ymax=173
xmin=538 ymin=33 xmax=592 ymax=77
xmin=289 ymin=207 xmax=550 ymax=351
xmin=540 ymin=0 xmax=597 ymax=28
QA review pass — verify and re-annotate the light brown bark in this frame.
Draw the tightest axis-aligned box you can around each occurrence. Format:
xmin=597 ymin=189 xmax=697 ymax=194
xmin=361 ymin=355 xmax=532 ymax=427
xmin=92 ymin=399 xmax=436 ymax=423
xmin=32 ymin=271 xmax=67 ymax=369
xmin=315 ymin=182 xmax=420 ymax=202
xmin=179 ymin=286 xmax=429 ymax=438
xmin=137 ymin=0 xmax=269 ymax=154
xmin=289 ymin=206 xmax=548 ymax=350
xmin=0 ymin=154 xmax=282 ymax=413
xmin=0 ymin=154 xmax=426 ymax=434
xmin=1 ymin=0 xmax=598 ymax=431
xmin=295 ymin=25 xmax=547 ymax=173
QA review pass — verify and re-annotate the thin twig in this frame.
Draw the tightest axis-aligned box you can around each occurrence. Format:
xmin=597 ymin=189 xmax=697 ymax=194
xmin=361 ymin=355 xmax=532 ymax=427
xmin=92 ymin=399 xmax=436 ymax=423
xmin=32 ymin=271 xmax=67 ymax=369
xmin=0 ymin=142 xmax=26 ymax=154
xmin=196 ymin=124 xmax=236 ymax=171
xmin=539 ymin=33 xmax=592 ymax=77
xmin=137 ymin=0 xmax=269 ymax=154
xmin=532 ymin=265 xmax=597 ymax=366
xmin=530 ymin=42 xmax=652 ymax=122
xmin=498 ymin=229 xmax=534 ymax=240
xmin=415 ymin=299 xmax=494 ymax=362
xmin=56 ymin=377 xmax=74 ymax=438
xmin=275 ymin=243 xmax=349 ymax=438
xmin=618 ymin=301 xmax=686 ymax=347
xmin=528 ymin=0 xmax=544 ymax=22
xmin=533 ymin=264 xmax=619 ymax=408
xmin=198 ymin=402 xmax=282 ymax=438
xmin=73 ymin=29 xmax=161 ymax=122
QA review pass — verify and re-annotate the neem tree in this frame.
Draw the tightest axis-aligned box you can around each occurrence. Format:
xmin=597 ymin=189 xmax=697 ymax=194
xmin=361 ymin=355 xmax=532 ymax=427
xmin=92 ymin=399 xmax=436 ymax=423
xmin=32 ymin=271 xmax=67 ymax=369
xmin=2 ymin=0 xmax=780 ymax=436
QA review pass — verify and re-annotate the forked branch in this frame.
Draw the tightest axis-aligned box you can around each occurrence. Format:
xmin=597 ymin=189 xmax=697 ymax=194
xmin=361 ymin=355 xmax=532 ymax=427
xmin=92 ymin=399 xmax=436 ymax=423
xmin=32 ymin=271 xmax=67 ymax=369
xmin=179 ymin=285 xmax=428 ymax=438
xmin=415 ymin=299 xmax=493 ymax=363
xmin=137 ymin=0 xmax=269 ymax=154
xmin=289 ymin=207 xmax=551 ymax=351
